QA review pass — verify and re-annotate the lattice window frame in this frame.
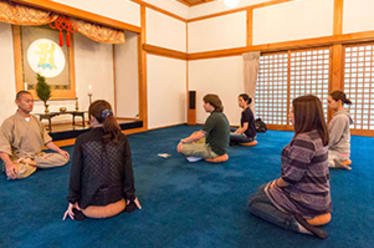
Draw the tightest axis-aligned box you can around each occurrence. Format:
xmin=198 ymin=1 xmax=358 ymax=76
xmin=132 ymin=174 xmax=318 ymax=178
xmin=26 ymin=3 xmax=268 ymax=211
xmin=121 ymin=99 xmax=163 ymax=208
xmin=256 ymin=47 xmax=331 ymax=129
xmin=289 ymin=47 xmax=331 ymax=122
xmin=256 ymin=52 xmax=289 ymax=128
xmin=343 ymin=43 xmax=374 ymax=133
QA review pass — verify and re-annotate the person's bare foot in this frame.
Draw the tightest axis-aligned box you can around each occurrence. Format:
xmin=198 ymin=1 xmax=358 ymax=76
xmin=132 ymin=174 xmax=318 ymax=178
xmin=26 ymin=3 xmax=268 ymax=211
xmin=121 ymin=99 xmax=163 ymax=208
xmin=177 ymin=142 xmax=183 ymax=153
xmin=334 ymin=159 xmax=352 ymax=170
xmin=340 ymin=159 xmax=352 ymax=166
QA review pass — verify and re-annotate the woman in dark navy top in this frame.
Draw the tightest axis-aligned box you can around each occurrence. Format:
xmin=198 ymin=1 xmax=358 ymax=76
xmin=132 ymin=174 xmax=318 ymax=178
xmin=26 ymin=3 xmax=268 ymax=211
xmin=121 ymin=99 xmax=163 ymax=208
xmin=230 ymin=93 xmax=256 ymax=145
xmin=63 ymin=100 xmax=141 ymax=221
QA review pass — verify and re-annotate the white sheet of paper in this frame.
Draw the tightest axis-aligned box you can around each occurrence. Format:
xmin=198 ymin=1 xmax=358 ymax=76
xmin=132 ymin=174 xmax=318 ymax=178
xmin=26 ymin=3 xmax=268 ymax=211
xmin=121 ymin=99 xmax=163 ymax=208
xmin=158 ymin=153 xmax=171 ymax=158
xmin=186 ymin=156 xmax=203 ymax=162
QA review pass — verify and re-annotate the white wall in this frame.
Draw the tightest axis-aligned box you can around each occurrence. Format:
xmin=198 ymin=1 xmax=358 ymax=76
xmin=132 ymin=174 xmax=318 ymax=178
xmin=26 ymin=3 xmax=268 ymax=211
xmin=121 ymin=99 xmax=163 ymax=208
xmin=114 ymin=31 xmax=139 ymax=118
xmin=188 ymin=0 xmax=270 ymax=19
xmin=0 ymin=23 xmax=17 ymax=123
xmin=188 ymin=11 xmax=246 ymax=53
xmin=146 ymin=8 xmax=186 ymax=52
xmin=143 ymin=0 xmax=189 ymax=19
xmin=253 ymin=0 xmax=334 ymax=45
xmin=73 ymin=34 xmax=115 ymax=115
xmin=147 ymin=54 xmax=186 ymax=129
xmin=51 ymin=0 xmax=141 ymax=27
xmin=343 ymin=0 xmax=374 ymax=34
xmin=188 ymin=56 xmax=244 ymax=125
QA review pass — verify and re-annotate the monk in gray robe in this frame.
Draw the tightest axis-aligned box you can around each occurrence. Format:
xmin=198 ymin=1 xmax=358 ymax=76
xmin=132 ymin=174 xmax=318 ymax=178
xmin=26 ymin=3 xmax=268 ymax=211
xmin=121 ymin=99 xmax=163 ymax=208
xmin=0 ymin=91 xmax=69 ymax=179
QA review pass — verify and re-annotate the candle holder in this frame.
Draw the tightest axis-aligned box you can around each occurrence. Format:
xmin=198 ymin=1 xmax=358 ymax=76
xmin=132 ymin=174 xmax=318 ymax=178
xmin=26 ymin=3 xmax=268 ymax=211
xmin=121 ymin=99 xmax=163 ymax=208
xmin=75 ymin=97 xmax=79 ymax=111
xmin=88 ymin=93 xmax=92 ymax=105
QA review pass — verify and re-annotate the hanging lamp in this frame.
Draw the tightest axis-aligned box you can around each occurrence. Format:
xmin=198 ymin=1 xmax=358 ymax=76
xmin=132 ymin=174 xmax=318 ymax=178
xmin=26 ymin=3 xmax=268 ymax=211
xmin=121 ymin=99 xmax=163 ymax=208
xmin=224 ymin=0 xmax=240 ymax=8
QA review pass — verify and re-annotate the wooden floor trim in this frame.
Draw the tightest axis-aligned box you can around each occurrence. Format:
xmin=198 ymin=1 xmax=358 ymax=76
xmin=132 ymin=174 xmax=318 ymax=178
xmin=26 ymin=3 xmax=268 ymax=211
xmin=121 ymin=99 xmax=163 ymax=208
xmin=146 ymin=123 xmax=187 ymax=132
xmin=54 ymin=138 xmax=76 ymax=147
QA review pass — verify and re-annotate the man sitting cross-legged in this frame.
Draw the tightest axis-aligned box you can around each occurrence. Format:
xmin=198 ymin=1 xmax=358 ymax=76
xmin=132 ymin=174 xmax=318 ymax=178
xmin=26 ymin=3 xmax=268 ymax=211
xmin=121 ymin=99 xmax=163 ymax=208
xmin=0 ymin=91 xmax=70 ymax=180
xmin=177 ymin=94 xmax=230 ymax=163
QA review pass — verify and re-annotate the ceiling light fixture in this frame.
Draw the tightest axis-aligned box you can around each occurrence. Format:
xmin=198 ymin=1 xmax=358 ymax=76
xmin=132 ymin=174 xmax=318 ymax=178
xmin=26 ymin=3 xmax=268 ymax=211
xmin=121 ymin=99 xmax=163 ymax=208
xmin=224 ymin=0 xmax=240 ymax=8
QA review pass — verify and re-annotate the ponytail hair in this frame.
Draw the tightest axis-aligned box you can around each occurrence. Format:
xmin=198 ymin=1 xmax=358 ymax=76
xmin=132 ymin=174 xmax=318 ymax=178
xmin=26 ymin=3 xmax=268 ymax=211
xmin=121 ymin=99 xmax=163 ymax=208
xmin=88 ymin=100 xmax=121 ymax=144
xmin=330 ymin=90 xmax=352 ymax=105
xmin=239 ymin=93 xmax=252 ymax=105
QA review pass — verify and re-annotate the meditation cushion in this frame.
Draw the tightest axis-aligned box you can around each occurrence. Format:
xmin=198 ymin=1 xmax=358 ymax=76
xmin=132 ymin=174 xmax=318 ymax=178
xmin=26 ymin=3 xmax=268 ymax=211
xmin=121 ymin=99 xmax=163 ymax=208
xmin=82 ymin=199 xmax=126 ymax=219
xmin=306 ymin=213 xmax=332 ymax=226
xmin=204 ymin=154 xmax=229 ymax=163
xmin=340 ymin=159 xmax=352 ymax=166
xmin=239 ymin=140 xmax=258 ymax=147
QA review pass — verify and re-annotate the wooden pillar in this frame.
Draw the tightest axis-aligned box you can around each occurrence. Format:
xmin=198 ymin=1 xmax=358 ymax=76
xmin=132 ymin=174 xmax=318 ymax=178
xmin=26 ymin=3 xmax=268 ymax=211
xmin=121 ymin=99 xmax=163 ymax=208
xmin=331 ymin=44 xmax=344 ymax=92
xmin=246 ymin=8 xmax=253 ymax=48
xmin=328 ymin=0 xmax=344 ymax=121
xmin=138 ymin=5 xmax=148 ymax=129
xmin=329 ymin=44 xmax=344 ymax=122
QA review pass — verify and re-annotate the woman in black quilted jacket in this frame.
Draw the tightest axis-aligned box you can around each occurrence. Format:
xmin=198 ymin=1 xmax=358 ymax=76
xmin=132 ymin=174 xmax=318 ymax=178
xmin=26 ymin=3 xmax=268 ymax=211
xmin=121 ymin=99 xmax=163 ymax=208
xmin=63 ymin=100 xmax=141 ymax=221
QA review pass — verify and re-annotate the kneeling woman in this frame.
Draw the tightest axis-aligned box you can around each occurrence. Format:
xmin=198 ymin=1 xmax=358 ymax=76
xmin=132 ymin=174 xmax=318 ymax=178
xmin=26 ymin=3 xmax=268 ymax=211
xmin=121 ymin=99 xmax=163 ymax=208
xmin=327 ymin=90 xmax=353 ymax=170
xmin=230 ymin=93 xmax=256 ymax=145
xmin=248 ymin=95 xmax=332 ymax=239
xmin=63 ymin=100 xmax=141 ymax=221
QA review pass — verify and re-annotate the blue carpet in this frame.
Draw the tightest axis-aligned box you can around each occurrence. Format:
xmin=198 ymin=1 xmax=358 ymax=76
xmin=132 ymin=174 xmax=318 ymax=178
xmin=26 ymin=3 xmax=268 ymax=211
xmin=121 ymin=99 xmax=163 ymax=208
xmin=1 ymin=125 xmax=373 ymax=248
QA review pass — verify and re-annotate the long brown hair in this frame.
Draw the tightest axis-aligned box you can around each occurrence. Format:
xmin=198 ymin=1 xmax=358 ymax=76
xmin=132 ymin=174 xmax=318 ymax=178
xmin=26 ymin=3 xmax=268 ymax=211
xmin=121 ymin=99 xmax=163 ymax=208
xmin=203 ymin=94 xmax=223 ymax=112
xmin=88 ymin=100 xmax=121 ymax=144
xmin=292 ymin=95 xmax=329 ymax=146
xmin=330 ymin=90 xmax=352 ymax=105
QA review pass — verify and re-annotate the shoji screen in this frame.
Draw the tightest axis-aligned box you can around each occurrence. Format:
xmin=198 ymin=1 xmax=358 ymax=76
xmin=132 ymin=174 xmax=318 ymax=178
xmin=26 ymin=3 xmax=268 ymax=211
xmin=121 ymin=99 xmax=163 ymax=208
xmin=256 ymin=47 xmax=331 ymax=129
xmin=290 ymin=48 xmax=330 ymax=120
xmin=256 ymin=52 xmax=289 ymax=127
xmin=344 ymin=43 xmax=374 ymax=133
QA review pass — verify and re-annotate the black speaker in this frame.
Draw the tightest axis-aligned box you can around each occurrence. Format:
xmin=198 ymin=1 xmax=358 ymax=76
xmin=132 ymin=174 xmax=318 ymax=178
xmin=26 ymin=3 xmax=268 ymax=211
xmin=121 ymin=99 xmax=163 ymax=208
xmin=189 ymin=91 xmax=196 ymax=110
xmin=188 ymin=91 xmax=196 ymax=125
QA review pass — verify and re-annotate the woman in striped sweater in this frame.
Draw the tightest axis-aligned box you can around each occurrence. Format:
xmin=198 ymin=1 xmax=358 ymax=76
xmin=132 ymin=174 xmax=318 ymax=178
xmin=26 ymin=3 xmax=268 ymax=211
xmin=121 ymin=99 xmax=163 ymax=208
xmin=248 ymin=95 xmax=332 ymax=239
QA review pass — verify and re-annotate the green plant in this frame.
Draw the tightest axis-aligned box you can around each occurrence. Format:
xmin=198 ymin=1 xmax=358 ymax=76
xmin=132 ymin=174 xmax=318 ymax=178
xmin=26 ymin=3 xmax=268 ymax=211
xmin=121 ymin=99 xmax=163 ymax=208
xmin=36 ymin=73 xmax=51 ymax=106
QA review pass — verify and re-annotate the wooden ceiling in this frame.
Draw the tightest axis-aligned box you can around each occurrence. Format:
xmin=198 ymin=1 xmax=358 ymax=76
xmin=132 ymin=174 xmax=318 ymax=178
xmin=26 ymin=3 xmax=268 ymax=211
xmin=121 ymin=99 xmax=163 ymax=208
xmin=176 ymin=0 xmax=215 ymax=7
